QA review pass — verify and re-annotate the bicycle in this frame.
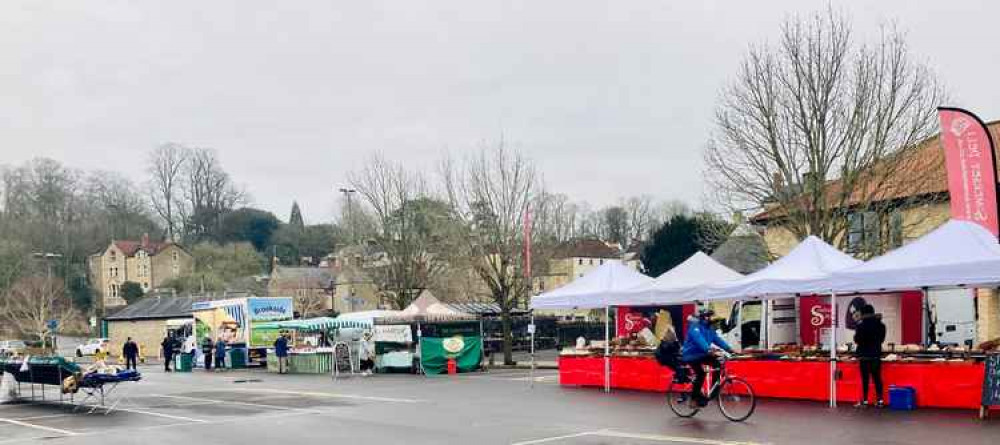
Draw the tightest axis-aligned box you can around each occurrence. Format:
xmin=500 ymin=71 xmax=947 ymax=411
xmin=666 ymin=355 xmax=756 ymax=422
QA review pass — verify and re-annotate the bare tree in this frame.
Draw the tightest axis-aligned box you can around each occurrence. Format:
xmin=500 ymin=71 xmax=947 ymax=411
xmin=704 ymin=9 xmax=945 ymax=257
xmin=349 ymin=154 xmax=452 ymax=310
xmin=442 ymin=142 xmax=539 ymax=365
xmin=1 ymin=276 xmax=79 ymax=346
xmin=181 ymin=148 xmax=247 ymax=242
xmin=147 ymin=143 xmax=189 ymax=241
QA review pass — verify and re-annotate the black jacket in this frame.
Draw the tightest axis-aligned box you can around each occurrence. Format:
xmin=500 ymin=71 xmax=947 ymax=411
xmin=853 ymin=314 xmax=886 ymax=359
xmin=123 ymin=341 xmax=139 ymax=358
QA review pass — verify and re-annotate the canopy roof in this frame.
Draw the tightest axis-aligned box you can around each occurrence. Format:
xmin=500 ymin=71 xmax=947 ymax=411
xmin=825 ymin=220 xmax=1000 ymax=293
xmin=530 ymin=261 xmax=654 ymax=309
xmin=400 ymin=292 xmax=470 ymax=318
xmin=621 ymin=252 xmax=744 ymax=306
xmin=254 ymin=317 xmax=370 ymax=331
xmin=704 ymin=235 xmax=862 ymax=301
xmin=336 ymin=310 xmax=404 ymax=322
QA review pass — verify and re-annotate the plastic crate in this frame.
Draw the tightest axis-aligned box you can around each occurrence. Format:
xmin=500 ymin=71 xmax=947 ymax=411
xmin=889 ymin=385 xmax=916 ymax=410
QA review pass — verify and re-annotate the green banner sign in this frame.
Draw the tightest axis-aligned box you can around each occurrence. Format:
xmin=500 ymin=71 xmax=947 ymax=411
xmin=420 ymin=334 xmax=482 ymax=375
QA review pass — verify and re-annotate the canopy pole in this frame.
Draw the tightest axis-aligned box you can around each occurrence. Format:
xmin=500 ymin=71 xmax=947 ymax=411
xmin=761 ymin=299 xmax=769 ymax=349
xmin=829 ymin=290 xmax=838 ymax=408
xmin=529 ymin=312 xmax=535 ymax=389
xmin=604 ymin=306 xmax=610 ymax=393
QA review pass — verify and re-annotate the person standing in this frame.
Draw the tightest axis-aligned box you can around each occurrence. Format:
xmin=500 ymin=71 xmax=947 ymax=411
xmin=201 ymin=336 xmax=214 ymax=371
xmin=161 ymin=335 xmax=175 ymax=372
xmin=854 ymin=304 xmax=887 ymax=408
xmin=122 ymin=337 xmax=139 ymax=371
xmin=359 ymin=331 xmax=375 ymax=376
xmin=214 ymin=337 xmax=227 ymax=372
xmin=274 ymin=331 xmax=290 ymax=374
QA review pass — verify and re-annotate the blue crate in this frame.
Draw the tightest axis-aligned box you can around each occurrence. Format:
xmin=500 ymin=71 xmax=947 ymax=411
xmin=889 ymin=385 xmax=916 ymax=410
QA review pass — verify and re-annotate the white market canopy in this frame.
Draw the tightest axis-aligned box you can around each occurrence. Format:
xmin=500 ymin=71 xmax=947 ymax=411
xmin=703 ymin=235 xmax=862 ymax=301
xmin=530 ymin=261 xmax=654 ymax=310
xmin=823 ymin=220 xmax=1000 ymax=293
xmin=621 ymin=252 xmax=744 ymax=306
xmin=399 ymin=292 xmax=469 ymax=318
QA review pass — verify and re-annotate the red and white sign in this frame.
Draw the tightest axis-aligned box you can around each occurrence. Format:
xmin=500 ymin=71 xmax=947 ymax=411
xmin=938 ymin=108 xmax=999 ymax=237
xmin=799 ymin=296 xmax=832 ymax=346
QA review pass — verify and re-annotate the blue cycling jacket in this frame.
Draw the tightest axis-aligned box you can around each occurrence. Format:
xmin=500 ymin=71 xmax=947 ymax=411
xmin=681 ymin=317 xmax=733 ymax=362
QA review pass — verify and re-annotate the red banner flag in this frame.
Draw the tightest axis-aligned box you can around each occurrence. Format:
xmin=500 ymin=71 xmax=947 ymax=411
xmin=523 ymin=209 xmax=532 ymax=279
xmin=938 ymin=107 xmax=999 ymax=238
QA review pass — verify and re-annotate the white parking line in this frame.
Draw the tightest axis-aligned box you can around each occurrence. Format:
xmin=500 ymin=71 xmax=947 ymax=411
xmin=151 ymin=394 xmax=326 ymax=414
xmin=232 ymin=388 xmax=424 ymax=404
xmin=0 ymin=417 xmax=77 ymax=437
xmin=512 ymin=430 xmax=766 ymax=445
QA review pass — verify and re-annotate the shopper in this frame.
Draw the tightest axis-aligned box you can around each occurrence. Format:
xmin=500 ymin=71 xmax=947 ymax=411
xmin=681 ymin=308 xmax=734 ymax=407
xmin=161 ymin=335 xmax=175 ymax=372
xmin=854 ymin=304 xmax=887 ymax=408
xmin=274 ymin=331 xmax=290 ymax=374
xmin=122 ymin=337 xmax=139 ymax=371
xmin=201 ymin=336 xmax=214 ymax=371
xmin=214 ymin=337 xmax=227 ymax=372
xmin=359 ymin=331 xmax=375 ymax=376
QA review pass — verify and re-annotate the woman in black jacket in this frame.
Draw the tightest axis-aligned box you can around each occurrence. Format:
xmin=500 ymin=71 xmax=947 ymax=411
xmin=853 ymin=304 xmax=886 ymax=408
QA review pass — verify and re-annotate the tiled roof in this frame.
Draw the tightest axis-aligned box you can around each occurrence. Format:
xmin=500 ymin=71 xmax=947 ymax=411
xmin=752 ymin=120 xmax=1000 ymax=223
xmin=269 ymin=266 xmax=335 ymax=289
xmin=711 ymin=232 xmax=770 ymax=274
xmin=444 ymin=302 xmax=530 ymax=316
xmin=105 ymin=295 xmax=210 ymax=321
xmin=113 ymin=240 xmax=171 ymax=256
xmin=554 ymin=239 xmax=620 ymax=259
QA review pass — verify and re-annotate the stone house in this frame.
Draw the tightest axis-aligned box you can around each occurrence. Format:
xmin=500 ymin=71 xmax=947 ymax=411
xmin=88 ymin=234 xmax=194 ymax=308
xmin=267 ymin=265 xmax=335 ymax=317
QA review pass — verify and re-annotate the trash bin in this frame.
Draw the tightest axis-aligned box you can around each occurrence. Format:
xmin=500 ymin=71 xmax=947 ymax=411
xmin=889 ymin=386 xmax=916 ymax=410
xmin=229 ymin=348 xmax=247 ymax=369
xmin=176 ymin=353 xmax=193 ymax=372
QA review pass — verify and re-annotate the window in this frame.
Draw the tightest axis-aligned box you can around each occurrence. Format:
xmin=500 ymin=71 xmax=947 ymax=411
xmin=110 ymin=284 xmax=118 ymax=298
xmin=847 ymin=211 xmax=879 ymax=253
xmin=143 ymin=282 xmax=149 ymax=289
xmin=172 ymin=251 xmax=179 ymax=262
xmin=578 ymin=259 xmax=583 ymax=265
xmin=889 ymin=211 xmax=904 ymax=248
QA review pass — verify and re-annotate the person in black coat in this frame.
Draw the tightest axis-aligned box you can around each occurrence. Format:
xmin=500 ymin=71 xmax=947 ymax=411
xmin=122 ymin=337 xmax=139 ymax=371
xmin=853 ymin=304 xmax=886 ymax=408
xmin=161 ymin=335 xmax=175 ymax=372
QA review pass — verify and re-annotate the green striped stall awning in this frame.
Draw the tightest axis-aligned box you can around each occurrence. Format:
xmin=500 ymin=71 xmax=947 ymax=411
xmin=254 ymin=317 xmax=372 ymax=331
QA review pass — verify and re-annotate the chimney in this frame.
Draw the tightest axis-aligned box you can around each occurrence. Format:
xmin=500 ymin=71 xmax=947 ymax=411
xmin=141 ymin=233 xmax=150 ymax=248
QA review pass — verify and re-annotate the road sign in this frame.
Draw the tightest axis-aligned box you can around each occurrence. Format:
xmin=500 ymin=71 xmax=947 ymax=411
xmin=47 ymin=320 xmax=59 ymax=331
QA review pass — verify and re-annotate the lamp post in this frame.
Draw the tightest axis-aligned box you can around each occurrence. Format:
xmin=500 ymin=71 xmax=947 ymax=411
xmin=32 ymin=252 xmax=63 ymax=351
xmin=338 ymin=188 xmax=357 ymax=245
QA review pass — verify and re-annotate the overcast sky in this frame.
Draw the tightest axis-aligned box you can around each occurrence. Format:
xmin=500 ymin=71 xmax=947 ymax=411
xmin=3 ymin=1 xmax=998 ymax=224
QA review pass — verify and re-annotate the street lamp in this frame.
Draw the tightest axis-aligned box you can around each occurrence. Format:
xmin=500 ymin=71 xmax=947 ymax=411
xmin=32 ymin=252 xmax=63 ymax=351
xmin=338 ymin=188 xmax=357 ymax=245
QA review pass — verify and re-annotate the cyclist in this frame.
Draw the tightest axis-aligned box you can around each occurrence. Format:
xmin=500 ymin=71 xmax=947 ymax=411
xmin=681 ymin=308 xmax=735 ymax=406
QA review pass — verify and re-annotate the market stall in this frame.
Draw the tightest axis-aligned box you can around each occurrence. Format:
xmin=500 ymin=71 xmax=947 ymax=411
xmin=372 ymin=294 xmax=484 ymax=375
xmin=532 ymin=262 xmax=655 ymax=391
xmin=554 ymin=221 xmax=1000 ymax=410
xmin=254 ymin=317 xmax=372 ymax=374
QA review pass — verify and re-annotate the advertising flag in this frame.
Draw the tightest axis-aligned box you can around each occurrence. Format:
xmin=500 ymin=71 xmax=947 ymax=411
xmin=938 ymin=107 xmax=999 ymax=237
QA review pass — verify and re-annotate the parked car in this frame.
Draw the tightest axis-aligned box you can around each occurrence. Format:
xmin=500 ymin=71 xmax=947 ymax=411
xmin=0 ymin=340 xmax=27 ymax=357
xmin=75 ymin=338 xmax=109 ymax=357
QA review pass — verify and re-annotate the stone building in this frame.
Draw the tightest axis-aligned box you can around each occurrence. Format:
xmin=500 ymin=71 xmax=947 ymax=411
xmin=267 ymin=265 xmax=335 ymax=317
xmin=88 ymin=234 xmax=194 ymax=308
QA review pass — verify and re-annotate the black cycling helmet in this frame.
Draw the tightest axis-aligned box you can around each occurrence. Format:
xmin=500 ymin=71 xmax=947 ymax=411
xmin=697 ymin=307 xmax=715 ymax=319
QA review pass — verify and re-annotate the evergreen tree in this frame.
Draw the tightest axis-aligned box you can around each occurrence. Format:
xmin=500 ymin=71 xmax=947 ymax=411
xmin=289 ymin=201 xmax=305 ymax=230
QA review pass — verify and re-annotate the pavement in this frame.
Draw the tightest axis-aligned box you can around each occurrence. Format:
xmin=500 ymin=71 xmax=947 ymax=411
xmin=1 ymin=365 xmax=998 ymax=444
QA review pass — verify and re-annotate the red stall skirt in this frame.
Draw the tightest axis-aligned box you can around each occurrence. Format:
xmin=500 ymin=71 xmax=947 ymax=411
xmin=558 ymin=356 xmax=985 ymax=410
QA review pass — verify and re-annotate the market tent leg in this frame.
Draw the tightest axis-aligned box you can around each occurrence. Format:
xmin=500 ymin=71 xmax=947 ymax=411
xmin=604 ymin=306 xmax=610 ymax=393
xmin=829 ymin=291 xmax=837 ymax=408
xmin=529 ymin=312 xmax=535 ymax=388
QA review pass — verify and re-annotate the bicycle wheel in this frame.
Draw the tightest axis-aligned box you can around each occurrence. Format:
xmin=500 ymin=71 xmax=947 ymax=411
xmin=717 ymin=377 xmax=756 ymax=422
xmin=666 ymin=381 xmax=700 ymax=418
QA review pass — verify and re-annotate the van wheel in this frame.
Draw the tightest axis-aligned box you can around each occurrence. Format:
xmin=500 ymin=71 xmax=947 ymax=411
xmin=76 ymin=350 xmax=83 ymax=357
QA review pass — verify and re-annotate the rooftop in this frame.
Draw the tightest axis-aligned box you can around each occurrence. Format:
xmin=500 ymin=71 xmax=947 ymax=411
xmin=554 ymin=239 xmax=620 ymax=259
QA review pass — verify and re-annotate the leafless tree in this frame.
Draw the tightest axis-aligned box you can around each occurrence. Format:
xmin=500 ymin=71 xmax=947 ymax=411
xmin=704 ymin=9 xmax=946 ymax=257
xmin=147 ymin=143 xmax=189 ymax=241
xmin=1 ymin=276 xmax=79 ymax=346
xmin=441 ymin=141 xmax=539 ymax=365
xmin=181 ymin=148 xmax=247 ymax=242
xmin=349 ymin=154 xmax=452 ymax=310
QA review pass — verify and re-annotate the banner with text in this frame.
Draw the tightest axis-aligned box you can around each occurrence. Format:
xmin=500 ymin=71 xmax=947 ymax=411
xmin=938 ymin=108 xmax=999 ymax=237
